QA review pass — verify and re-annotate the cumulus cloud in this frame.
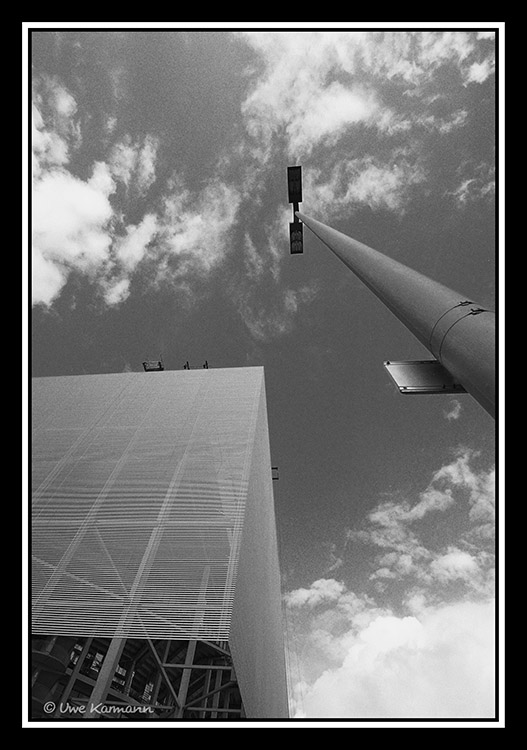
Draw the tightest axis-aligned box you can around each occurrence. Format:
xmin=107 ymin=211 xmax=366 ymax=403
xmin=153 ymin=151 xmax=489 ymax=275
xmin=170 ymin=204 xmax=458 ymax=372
xmin=102 ymin=277 xmax=131 ymax=307
xmin=32 ymin=163 xmax=116 ymax=306
xmin=32 ymin=77 xmax=120 ymax=306
xmin=285 ymin=449 xmax=496 ymax=718
xmin=430 ymin=548 xmax=480 ymax=583
xmin=291 ymin=597 xmax=495 ymax=718
xmin=465 ymin=58 xmax=495 ymax=85
xmin=32 ymin=72 xmax=242 ymax=308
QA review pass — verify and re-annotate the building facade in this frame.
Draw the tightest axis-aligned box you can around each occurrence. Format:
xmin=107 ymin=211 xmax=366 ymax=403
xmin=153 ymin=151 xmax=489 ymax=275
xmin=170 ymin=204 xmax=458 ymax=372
xmin=31 ymin=368 xmax=289 ymax=720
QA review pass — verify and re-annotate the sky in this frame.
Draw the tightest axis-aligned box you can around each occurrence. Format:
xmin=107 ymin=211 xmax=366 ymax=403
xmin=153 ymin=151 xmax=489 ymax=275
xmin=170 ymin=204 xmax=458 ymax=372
xmin=27 ymin=23 xmax=501 ymax=725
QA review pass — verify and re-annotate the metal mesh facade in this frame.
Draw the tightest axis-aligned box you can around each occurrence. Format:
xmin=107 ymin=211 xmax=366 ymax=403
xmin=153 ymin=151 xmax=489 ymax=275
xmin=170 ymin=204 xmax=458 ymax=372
xmin=32 ymin=368 xmax=268 ymax=642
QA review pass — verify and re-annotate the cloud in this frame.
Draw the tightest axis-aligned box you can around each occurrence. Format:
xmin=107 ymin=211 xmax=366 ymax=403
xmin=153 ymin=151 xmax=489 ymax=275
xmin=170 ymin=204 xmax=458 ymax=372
xmin=158 ymin=177 xmax=241 ymax=277
xmin=237 ymin=31 xmax=492 ymax=164
xmin=102 ymin=277 xmax=130 ymax=306
xmin=285 ymin=445 xmax=496 ymax=717
xmin=286 ymin=83 xmax=382 ymax=156
xmin=446 ymin=160 xmax=495 ymax=206
xmin=238 ymin=32 xmax=390 ymax=159
xmin=430 ymin=548 xmax=480 ymax=583
xmin=444 ymin=398 xmax=462 ymax=421
xmin=285 ymin=578 xmax=346 ymax=609
xmin=32 ymin=163 xmax=116 ymax=306
xmin=465 ymin=58 xmax=495 ymax=85
xmin=448 ymin=176 xmax=495 ymax=205
xmin=32 ymin=246 xmax=69 ymax=307
xmin=236 ymin=283 xmax=319 ymax=341
xmin=32 ymin=104 xmax=69 ymax=176
xmin=136 ymin=135 xmax=159 ymax=194
xmin=322 ymin=543 xmax=345 ymax=575
xmin=100 ymin=214 xmax=159 ymax=306
xmin=32 ymin=77 xmax=122 ymax=306
xmin=109 ymin=134 xmax=160 ymax=194
xmin=304 ymin=153 xmax=426 ymax=218
xmin=292 ymin=598 xmax=494 ymax=718
xmin=32 ymin=78 xmax=82 ymax=178
xmin=347 ymin=449 xmax=495 ymax=589
xmin=115 ymin=214 xmax=158 ymax=273
xmin=32 ymin=73 xmax=240 ymax=309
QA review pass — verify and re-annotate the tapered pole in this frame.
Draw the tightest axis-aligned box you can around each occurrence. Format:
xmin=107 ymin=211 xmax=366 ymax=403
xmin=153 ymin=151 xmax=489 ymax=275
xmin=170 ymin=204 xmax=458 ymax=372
xmin=296 ymin=211 xmax=495 ymax=418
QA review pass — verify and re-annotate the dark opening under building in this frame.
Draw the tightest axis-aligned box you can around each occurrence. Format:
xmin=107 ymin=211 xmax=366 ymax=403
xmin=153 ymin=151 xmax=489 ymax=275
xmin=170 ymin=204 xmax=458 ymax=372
xmin=31 ymin=367 xmax=289 ymax=720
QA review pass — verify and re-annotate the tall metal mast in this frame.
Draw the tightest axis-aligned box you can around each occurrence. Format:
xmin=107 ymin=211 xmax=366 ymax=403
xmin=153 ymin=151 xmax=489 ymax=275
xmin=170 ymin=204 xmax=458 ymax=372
xmin=287 ymin=169 xmax=495 ymax=418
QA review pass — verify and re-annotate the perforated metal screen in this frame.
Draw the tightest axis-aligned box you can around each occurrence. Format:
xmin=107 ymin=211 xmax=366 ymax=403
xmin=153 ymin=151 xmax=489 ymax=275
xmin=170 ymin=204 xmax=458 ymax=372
xmin=32 ymin=368 xmax=264 ymax=641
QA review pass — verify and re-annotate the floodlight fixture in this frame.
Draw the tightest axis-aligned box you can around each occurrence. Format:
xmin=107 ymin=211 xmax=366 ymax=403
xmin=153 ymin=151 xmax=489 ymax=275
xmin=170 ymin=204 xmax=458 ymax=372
xmin=287 ymin=166 xmax=303 ymax=254
xmin=287 ymin=166 xmax=302 ymax=206
xmin=289 ymin=222 xmax=303 ymax=254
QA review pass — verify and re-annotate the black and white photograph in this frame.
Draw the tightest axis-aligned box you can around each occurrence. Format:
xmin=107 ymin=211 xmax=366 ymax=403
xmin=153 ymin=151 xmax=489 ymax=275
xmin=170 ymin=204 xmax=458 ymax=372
xmin=24 ymin=22 xmax=502 ymax=727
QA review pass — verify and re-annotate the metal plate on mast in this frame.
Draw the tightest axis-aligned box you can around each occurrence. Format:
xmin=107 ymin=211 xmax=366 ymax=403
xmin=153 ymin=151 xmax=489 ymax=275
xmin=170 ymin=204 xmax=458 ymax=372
xmin=383 ymin=360 xmax=466 ymax=394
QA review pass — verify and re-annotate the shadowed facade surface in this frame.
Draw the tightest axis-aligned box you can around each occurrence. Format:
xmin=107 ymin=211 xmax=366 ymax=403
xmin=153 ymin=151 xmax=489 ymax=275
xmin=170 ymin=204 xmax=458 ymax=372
xmin=31 ymin=368 xmax=289 ymax=719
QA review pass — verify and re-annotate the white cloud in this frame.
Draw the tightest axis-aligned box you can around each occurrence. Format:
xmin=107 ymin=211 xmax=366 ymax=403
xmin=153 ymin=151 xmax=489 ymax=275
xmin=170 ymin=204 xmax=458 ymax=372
xmin=33 ymin=78 xmax=82 ymax=172
xmin=109 ymin=134 xmax=160 ymax=194
xmin=32 ymin=246 xmax=68 ymax=307
xmin=430 ymin=548 xmax=480 ymax=583
xmin=447 ymin=162 xmax=495 ymax=206
xmin=105 ymin=115 xmax=118 ymax=136
xmin=347 ymin=449 xmax=494 ymax=590
xmin=52 ymin=85 xmax=77 ymax=118
xmin=115 ymin=214 xmax=158 ymax=273
xmin=285 ymin=578 xmax=345 ymax=608
xmin=287 ymin=83 xmax=382 ymax=156
xmin=444 ymin=398 xmax=462 ymax=421
xmin=430 ymin=449 xmax=480 ymax=489
xmin=109 ymin=136 xmax=137 ymax=186
xmin=33 ymin=105 xmax=69 ymax=177
xmin=465 ymin=58 xmax=495 ymax=84
xmin=32 ymin=163 xmax=116 ymax=306
xmin=239 ymin=32 xmax=391 ymax=159
xmin=418 ymin=31 xmax=475 ymax=69
xmin=103 ymin=277 xmax=131 ymax=306
xmin=32 ymin=77 xmax=82 ymax=178
xmin=283 ymin=450 xmax=495 ymax=717
xmin=159 ymin=178 xmax=241 ymax=276
xmin=447 ymin=177 xmax=495 ymax=207
xmin=238 ymin=31 xmax=487 ymax=164
xmin=32 ymin=78 xmax=125 ymax=307
xmin=304 ymin=154 xmax=426 ymax=218
xmin=294 ymin=599 xmax=494 ymax=718
xmin=100 ymin=214 xmax=159 ymax=307
xmin=136 ymin=135 xmax=159 ymax=194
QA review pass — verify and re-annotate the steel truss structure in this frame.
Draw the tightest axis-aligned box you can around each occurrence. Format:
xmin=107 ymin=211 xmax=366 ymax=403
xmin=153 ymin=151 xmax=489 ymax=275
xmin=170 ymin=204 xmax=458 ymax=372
xmin=31 ymin=369 xmax=289 ymax=719
xmin=32 ymin=635 xmax=244 ymax=720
